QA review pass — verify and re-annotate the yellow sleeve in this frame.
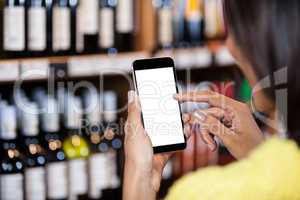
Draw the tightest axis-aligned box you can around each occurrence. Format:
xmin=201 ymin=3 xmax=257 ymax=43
xmin=165 ymin=138 xmax=300 ymax=200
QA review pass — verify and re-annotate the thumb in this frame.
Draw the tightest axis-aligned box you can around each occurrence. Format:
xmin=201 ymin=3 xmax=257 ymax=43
xmin=127 ymin=90 xmax=142 ymax=124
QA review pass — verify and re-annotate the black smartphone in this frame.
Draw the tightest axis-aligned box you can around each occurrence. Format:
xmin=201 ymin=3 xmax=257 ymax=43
xmin=132 ymin=57 xmax=186 ymax=153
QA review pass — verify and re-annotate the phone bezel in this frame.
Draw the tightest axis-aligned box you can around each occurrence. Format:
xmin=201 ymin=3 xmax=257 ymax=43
xmin=132 ymin=57 xmax=187 ymax=154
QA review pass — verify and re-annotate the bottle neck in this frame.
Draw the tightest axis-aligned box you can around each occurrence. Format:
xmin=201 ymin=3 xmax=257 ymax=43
xmin=30 ymin=0 xmax=44 ymax=7
xmin=100 ymin=0 xmax=116 ymax=8
xmin=69 ymin=0 xmax=78 ymax=7
xmin=66 ymin=127 xmax=82 ymax=137
xmin=56 ymin=0 xmax=68 ymax=7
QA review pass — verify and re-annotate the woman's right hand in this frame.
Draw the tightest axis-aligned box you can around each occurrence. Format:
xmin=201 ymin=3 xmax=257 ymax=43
xmin=175 ymin=90 xmax=265 ymax=159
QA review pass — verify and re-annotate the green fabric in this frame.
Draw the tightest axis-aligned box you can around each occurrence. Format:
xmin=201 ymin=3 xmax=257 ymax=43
xmin=240 ymin=79 xmax=252 ymax=103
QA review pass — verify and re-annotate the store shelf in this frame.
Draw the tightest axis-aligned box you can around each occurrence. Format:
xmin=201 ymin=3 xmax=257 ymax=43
xmin=215 ymin=46 xmax=236 ymax=66
xmin=155 ymin=47 xmax=213 ymax=69
xmin=0 ymin=51 xmax=150 ymax=82
xmin=68 ymin=51 xmax=149 ymax=76
xmin=0 ymin=46 xmax=236 ymax=82
xmin=20 ymin=59 xmax=50 ymax=80
xmin=0 ymin=61 xmax=19 ymax=82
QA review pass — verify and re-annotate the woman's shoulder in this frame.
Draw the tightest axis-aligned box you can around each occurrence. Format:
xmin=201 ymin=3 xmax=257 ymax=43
xmin=247 ymin=137 xmax=300 ymax=169
xmin=165 ymin=137 xmax=300 ymax=200
xmin=253 ymin=136 xmax=300 ymax=158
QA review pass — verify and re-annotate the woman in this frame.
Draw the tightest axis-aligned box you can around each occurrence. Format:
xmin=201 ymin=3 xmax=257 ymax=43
xmin=123 ymin=0 xmax=300 ymax=199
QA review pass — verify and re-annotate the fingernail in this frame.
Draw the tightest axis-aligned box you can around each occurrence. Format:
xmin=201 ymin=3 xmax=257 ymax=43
xmin=208 ymin=144 xmax=215 ymax=151
xmin=128 ymin=90 xmax=135 ymax=104
xmin=184 ymin=125 xmax=191 ymax=136
xmin=182 ymin=114 xmax=190 ymax=123
xmin=193 ymin=111 xmax=206 ymax=122
xmin=173 ymin=94 xmax=179 ymax=99
xmin=184 ymin=124 xmax=190 ymax=132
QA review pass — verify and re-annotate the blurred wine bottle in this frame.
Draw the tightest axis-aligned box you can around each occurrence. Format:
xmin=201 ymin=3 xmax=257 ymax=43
xmin=76 ymin=0 xmax=99 ymax=54
xmin=0 ymin=104 xmax=24 ymax=200
xmin=181 ymin=131 xmax=195 ymax=173
xmin=102 ymin=91 xmax=121 ymax=200
xmin=184 ymin=0 xmax=204 ymax=46
xmin=103 ymin=91 xmax=121 ymax=152
xmin=27 ymin=0 xmax=47 ymax=56
xmin=19 ymin=102 xmax=47 ymax=200
xmin=40 ymin=97 xmax=68 ymax=200
xmin=52 ymin=0 xmax=71 ymax=55
xmin=98 ymin=0 xmax=117 ymax=54
xmin=172 ymin=151 xmax=182 ymax=178
xmin=156 ymin=0 xmax=173 ymax=49
xmin=162 ymin=160 xmax=173 ymax=180
xmin=46 ymin=0 xmax=53 ymax=54
xmin=62 ymin=94 xmax=90 ymax=200
xmin=115 ymin=0 xmax=134 ymax=52
xmin=204 ymin=0 xmax=225 ymax=40
xmin=69 ymin=0 xmax=78 ymax=54
xmin=172 ymin=0 xmax=185 ymax=47
xmin=82 ymin=89 xmax=107 ymax=200
xmin=2 ymin=0 xmax=26 ymax=58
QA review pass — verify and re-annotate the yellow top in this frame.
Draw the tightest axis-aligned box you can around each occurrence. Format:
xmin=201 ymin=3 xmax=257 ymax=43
xmin=165 ymin=137 xmax=300 ymax=200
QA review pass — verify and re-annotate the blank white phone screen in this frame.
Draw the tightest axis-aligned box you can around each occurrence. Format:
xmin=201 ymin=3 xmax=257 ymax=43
xmin=135 ymin=67 xmax=185 ymax=147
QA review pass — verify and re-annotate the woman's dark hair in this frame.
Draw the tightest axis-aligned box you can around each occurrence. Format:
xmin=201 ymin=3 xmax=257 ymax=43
xmin=223 ymin=0 xmax=300 ymax=144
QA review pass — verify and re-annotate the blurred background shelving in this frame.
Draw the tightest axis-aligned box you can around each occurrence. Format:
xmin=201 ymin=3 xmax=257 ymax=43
xmin=0 ymin=45 xmax=235 ymax=82
xmin=0 ymin=0 xmax=249 ymax=200
xmin=0 ymin=0 xmax=235 ymax=82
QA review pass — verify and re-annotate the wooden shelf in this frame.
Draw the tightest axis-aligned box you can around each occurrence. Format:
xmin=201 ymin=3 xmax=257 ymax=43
xmin=0 ymin=51 xmax=150 ymax=82
xmin=0 ymin=51 xmax=150 ymax=64
xmin=155 ymin=47 xmax=213 ymax=69
xmin=0 ymin=45 xmax=236 ymax=82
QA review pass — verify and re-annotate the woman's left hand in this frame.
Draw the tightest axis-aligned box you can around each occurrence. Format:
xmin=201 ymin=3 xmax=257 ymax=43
xmin=123 ymin=91 xmax=190 ymax=200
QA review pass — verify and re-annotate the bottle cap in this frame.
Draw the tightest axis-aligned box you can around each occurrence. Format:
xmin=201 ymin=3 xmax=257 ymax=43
xmin=21 ymin=102 xmax=39 ymax=137
xmin=103 ymin=91 xmax=117 ymax=123
xmin=0 ymin=105 xmax=17 ymax=140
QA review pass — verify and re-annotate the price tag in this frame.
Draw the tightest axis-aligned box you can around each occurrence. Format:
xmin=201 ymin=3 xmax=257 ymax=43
xmin=90 ymin=57 xmax=110 ymax=74
xmin=174 ymin=48 xmax=195 ymax=69
xmin=0 ymin=61 xmax=19 ymax=82
xmin=114 ymin=52 xmax=150 ymax=72
xmin=154 ymin=49 xmax=174 ymax=59
xmin=68 ymin=56 xmax=99 ymax=77
xmin=21 ymin=59 xmax=49 ymax=80
xmin=114 ymin=56 xmax=133 ymax=72
xmin=69 ymin=52 xmax=150 ymax=75
xmin=193 ymin=47 xmax=213 ymax=68
xmin=215 ymin=46 xmax=236 ymax=66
